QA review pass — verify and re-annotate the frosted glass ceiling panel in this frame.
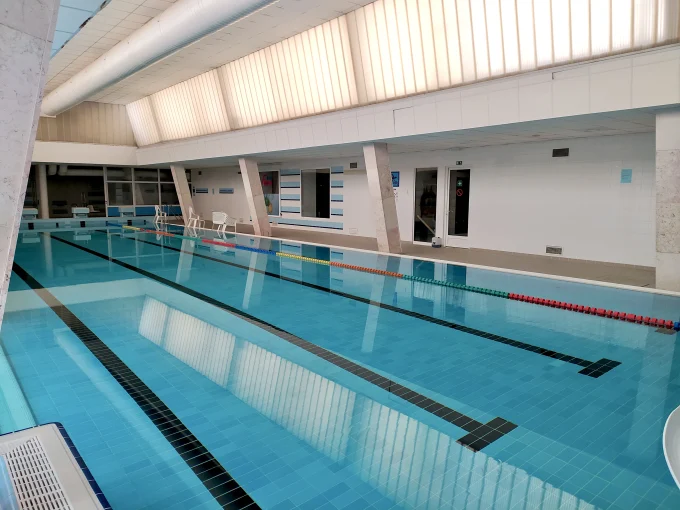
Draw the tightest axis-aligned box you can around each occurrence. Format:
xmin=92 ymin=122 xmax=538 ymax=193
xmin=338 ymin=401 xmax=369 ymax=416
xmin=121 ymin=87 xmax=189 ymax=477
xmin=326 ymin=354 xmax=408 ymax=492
xmin=128 ymin=0 xmax=680 ymax=146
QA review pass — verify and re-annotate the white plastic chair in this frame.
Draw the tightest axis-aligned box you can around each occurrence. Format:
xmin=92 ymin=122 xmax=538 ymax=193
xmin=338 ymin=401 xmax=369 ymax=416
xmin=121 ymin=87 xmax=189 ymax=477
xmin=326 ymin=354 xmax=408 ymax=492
xmin=664 ymin=404 xmax=680 ymax=489
xmin=154 ymin=205 xmax=167 ymax=224
xmin=212 ymin=211 xmax=236 ymax=234
xmin=187 ymin=207 xmax=205 ymax=229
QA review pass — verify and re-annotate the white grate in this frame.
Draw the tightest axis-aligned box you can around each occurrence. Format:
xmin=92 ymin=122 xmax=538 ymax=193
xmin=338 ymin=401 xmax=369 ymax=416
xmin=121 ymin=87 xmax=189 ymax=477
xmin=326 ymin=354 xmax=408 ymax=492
xmin=1 ymin=436 xmax=73 ymax=510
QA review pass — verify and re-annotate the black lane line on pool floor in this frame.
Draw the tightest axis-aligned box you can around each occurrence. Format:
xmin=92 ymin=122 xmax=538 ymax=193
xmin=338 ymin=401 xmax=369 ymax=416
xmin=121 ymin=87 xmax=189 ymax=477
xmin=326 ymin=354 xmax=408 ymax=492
xmin=12 ymin=262 xmax=260 ymax=510
xmin=56 ymin=232 xmax=515 ymax=452
xmin=101 ymin=230 xmax=621 ymax=379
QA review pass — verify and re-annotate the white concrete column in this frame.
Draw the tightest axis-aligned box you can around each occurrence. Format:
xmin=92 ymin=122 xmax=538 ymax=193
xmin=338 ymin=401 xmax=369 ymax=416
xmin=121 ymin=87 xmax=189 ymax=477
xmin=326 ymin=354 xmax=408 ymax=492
xmin=170 ymin=165 xmax=194 ymax=226
xmin=655 ymin=111 xmax=680 ymax=291
xmin=37 ymin=163 xmax=49 ymax=218
xmin=238 ymin=157 xmax=271 ymax=237
xmin=0 ymin=0 xmax=59 ymax=328
xmin=363 ymin=143 xmax=402 ymax=253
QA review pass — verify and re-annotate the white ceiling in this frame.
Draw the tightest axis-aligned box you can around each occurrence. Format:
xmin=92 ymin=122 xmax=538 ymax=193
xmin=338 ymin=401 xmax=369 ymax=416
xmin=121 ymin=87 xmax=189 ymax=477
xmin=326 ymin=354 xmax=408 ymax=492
xmin=46 ymin=0 xmax=375 ymax=104
xmin=181 ymin=110 xmax=657 ymax=168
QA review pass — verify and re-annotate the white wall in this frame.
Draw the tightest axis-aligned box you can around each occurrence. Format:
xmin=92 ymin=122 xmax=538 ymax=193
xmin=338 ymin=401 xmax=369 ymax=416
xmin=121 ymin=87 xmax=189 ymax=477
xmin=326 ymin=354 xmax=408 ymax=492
xmin=190 ymin=168 xmax=247 ymax=223
xmin=191 ymin=132 xmax=655 ymax=267
xmin=392 ymin=133 xmax=656 ymax=266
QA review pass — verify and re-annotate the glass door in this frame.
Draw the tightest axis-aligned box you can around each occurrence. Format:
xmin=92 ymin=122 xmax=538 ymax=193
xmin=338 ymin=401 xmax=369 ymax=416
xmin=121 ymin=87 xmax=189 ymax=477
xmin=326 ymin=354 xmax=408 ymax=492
xmin=446 ymin=169 xmax=470 ymax=245
xmin=413 ymin=168 xmax=438 ymax=243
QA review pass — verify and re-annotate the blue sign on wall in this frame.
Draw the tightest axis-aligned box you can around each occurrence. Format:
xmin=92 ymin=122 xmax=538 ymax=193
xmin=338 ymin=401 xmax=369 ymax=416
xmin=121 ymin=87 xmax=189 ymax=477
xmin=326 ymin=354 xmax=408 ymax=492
xmin=392 ymin=171 xmax=400 ymax=187
xmin=620 ymin=168 xmax=632 ymax=184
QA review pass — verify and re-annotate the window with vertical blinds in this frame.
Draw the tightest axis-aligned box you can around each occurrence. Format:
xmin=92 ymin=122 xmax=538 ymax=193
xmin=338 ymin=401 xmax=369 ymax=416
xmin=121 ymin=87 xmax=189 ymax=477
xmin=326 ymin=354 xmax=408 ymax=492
xmin=127 ymin=0 xmax=680 ymax=146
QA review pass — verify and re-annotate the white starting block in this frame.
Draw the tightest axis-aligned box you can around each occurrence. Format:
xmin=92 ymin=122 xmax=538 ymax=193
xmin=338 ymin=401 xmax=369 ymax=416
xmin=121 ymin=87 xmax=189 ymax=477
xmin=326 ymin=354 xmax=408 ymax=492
xmin=119 ymin=206 xmax=135 ymax=218
xmin=0 ymin=423 xmax=110 ymax=509
xmin=71 ymin=207 xmax=90 ymax=219
xmin=22 ymin=208 xmax=38 ymax=220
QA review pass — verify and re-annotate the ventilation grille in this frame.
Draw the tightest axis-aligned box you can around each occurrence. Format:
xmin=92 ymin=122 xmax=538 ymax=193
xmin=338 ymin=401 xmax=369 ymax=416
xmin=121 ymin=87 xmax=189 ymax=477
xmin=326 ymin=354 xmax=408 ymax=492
xmin=1 ymin=436 xmax=72 ymax=510
xmin=552 ymin=148 xmax=570 ymax=157
xmin=546 ymin=246 xmax=563 ymax=255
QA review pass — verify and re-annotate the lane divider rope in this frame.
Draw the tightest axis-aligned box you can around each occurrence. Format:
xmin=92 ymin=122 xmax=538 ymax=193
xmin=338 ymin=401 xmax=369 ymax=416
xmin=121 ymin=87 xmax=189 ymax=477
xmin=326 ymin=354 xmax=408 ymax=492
xmin=120 ymin=226 xmax=680 ymax=331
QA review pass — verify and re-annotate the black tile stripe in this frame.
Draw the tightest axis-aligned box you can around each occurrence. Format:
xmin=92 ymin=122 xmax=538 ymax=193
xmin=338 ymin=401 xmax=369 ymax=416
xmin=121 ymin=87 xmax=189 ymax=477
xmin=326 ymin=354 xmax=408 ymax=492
xmin=12 ymin=262 xmax=259 ymax=510
xmin=102 ymin=230 xmax=621 ymax=379
xmin=52 ymin=232 xmax=516 ymax=452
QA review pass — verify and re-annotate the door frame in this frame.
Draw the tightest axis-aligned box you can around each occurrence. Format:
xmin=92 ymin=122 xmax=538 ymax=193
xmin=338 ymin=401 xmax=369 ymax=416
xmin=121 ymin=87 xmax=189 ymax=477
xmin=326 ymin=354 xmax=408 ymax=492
xmin=444 ymin=166 xmax=472 ymax=248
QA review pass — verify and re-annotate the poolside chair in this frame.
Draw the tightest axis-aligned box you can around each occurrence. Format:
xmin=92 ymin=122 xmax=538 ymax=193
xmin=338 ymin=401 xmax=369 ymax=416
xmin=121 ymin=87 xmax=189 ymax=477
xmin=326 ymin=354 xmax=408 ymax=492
xmin=154 ymin=205 xmax=167 ymax=224
xmin=212 ymin=211 xmax=236 ymax=234
xmin=664 ymin=404 xmax=680 ymax=488
xmin=187 ymin=207 xmax=205 ymax=229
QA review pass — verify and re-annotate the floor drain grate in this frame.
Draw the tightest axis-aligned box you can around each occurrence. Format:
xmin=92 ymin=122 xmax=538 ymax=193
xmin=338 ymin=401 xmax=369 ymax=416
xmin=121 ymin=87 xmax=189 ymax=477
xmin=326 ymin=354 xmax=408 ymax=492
xmin=1 ymin=436 xmax=72 ymax=510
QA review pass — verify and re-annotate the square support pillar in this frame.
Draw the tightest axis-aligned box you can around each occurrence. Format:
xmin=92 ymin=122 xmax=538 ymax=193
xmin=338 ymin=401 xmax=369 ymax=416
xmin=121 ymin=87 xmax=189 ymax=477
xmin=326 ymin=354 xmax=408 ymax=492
xmin=0 ymin=0 xmax=59 ymax=329
xmin=239 ymin=158 xmax=271 ymax=237
xmin=363 ymin=143 xmax=401 ymax=253
xmin=170 ymin=165 xmax=194 ymax=226
xmin=656 ymin=111 xmax=680 ymax=291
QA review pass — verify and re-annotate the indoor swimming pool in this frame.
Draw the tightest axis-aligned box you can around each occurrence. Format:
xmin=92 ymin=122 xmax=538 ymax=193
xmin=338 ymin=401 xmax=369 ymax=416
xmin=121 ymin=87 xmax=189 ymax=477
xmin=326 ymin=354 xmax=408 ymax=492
xmin=2 ymin=225 xmax=680 ymax=509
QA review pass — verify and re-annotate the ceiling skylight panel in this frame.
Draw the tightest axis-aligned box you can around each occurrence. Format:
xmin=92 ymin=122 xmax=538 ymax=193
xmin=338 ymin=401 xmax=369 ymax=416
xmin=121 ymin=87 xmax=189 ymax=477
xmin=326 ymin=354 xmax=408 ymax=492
xmin=570 ymin=0 xmax=590 ymax=59
xmin=470 ymin=0 xmax=490 ymax=78
xmin=657 ymin=0 xmax=679 ymax=43
xmin=364 ymin=3 xmax=388 ymax=100
xmin=374 ymin=0 xmax=397 ymax=99
xmin=590 ymin=0 xmax=610 ymax=55
xmin=254 ymin=50 xmax=278 ymax=124
xmin=308 ymin=27 xmax=330 ymax=111
xmin=323 ymin=22 xmax=344 ymax=109
xmin=336 ymin=16 xmax=359 ymax=106
xmin=443 ymin=0 xmax=463 ymax=84
xmin=485 ymin=0 xmax=505 ymax=76
xmin=284 ymin=39 xmax=307 ymax=118
xmin=552 ymin=0 xmax=571 ymax=63
xmin=431 ymin=0 xmax=452 ymax=88
xmin=418 ymin=0 xmax=440 ymax=90
xmin=611 ymin=0 xmax=633 ymax=50
xmin=346 ymin=9 xmax=374 ymax=103
xmin=244 ymin=54 xmax=265 ymax=125
xmin=500 ymin=0 xmax=520 ymax=73
xmin=267 ymin=45 xmax=290 ymax=120
xmin=516 ymin=0 xmax=536 ymax=70
xmin=534 ymin=0 xmax=554 ymax=65
xmin=384 ymin=0 xmax=406 ymax=97
xmin=293 ymin=34 xmax=315 ymax=115
xmin=300 ymin=32 xmax=322 ymax=113
xmin=455 ymin=0 xmax=477 ymax=81
xmin=394 ymin=0 xmax=417 ymax=94
xmin=407 ymin=0 xmax=428 ymax=92
xmin=633 ymin=0 xmax=657 ymax=47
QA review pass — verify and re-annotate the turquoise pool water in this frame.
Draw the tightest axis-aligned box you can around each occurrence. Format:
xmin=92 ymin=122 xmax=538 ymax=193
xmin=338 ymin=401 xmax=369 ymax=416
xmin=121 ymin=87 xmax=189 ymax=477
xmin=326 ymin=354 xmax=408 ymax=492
xmin=1 ymin=225 xmax=679 ymax=509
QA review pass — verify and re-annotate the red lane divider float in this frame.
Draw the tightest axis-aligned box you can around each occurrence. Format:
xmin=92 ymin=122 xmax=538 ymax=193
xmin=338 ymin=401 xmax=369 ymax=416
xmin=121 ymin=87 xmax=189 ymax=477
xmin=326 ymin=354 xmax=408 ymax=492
xmin=507 ymin=293 xmax=678 ymax=330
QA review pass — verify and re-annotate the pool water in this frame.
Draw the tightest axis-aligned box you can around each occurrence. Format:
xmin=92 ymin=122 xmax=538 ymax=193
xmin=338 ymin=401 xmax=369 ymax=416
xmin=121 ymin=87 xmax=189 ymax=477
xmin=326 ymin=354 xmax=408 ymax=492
xmin=1 ymin=226 xmax=679 ymax=509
